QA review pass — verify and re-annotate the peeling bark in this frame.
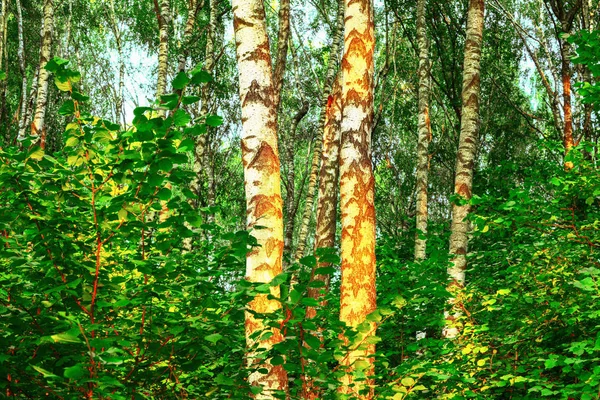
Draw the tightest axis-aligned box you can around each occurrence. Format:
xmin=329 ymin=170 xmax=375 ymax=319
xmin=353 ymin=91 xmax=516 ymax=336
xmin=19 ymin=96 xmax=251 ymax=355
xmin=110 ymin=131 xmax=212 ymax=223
xmin=338 ymin=0 xmax=377 ymax=396
xmin=445 ymin=0 xmax=485 ymax=339
xmin=414 ymin=0 xmax=432 ymax=261
xmin=232 ymin=0 xmax=288 ymax=396
xmin=31 ymin=0 xmax=55 ymax=146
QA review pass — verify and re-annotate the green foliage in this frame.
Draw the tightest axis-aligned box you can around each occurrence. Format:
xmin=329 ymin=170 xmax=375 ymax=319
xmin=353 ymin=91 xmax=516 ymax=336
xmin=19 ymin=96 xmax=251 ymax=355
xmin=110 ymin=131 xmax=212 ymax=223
xmin=0 ymin=61 xmax=253 ymax=398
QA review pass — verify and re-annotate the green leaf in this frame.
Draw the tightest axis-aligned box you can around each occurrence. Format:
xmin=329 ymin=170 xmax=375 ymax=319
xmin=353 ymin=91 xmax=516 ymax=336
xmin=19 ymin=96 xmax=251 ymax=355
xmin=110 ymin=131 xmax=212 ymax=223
xmin=58 ymin=100 xmax=76 ymax=116
xmin=64 ymin=364 xmax=85 ymax=379
xmin=304 ymin=333 xmax=321 ymax=349
xmin=289 ymin=289 xmax=302 ymax=304
xmin=205 ymin=115 xmax=223 ymax=127
xmin=28 ymin=147 xmax=45 ymax=161
xmin=158 ymin=158 xmax=173 ymax=172
xmin=401 ymin=377 xmax=415 ymax=387
xmin=50 ymin=333 xmax=80 ymax=343
xmin=157 ymin=187 xmax=172 ymax=201
xmin=215 ymin=373 xmax=233 ymax=385
xmin=270 ymin=273 xmax=288 ymax=286
xmin=191 ymin=69 xmax=213 ymax=84
xmin=133 ymin=106 xmax=153 ymax=116
xmin=300 ymin=255 xmax=317 ymax=268
xmin=173 ymin=109 xmax=192 ymax=127
xmin=182 ymin=95 xmax=200 ymax=105
xmin=32 ymin=365 xmax=59 ymax=378
xmin=172 ymin=72 xmax=190 ymax=90
xmin=270 ymin=355 xmax=284 ymax=366
xmin=205 ymin=333 xmax=223 ymax=344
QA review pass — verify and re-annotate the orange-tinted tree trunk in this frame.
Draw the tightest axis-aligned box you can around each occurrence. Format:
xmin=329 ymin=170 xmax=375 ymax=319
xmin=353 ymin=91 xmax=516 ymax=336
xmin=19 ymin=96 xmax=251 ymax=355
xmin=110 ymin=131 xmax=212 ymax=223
xmin=338 ymin=0 xmax=377 ymax=396
xmin=231 ymin=0 xmax=288 ymax=396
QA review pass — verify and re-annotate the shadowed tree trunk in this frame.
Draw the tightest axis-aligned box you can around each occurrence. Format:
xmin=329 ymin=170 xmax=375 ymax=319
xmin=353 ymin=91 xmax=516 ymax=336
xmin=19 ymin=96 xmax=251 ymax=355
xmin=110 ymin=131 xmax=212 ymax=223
xmin=272 ymin=0 xmax=290 ymax=114
xmin=231 ymin=0 xmax=288 ymax=396
xmin=177 ymin=0 xmax=201 ymax=74
xmin=31 ymin=0 xmax=55 ymax=147
xmin=16 ymin=0 xmax=28 ymax=142
xmin=546 ymin=0 xmax=582 ymax=168
xmin=283 ymin=101 xmax=309 ymax=256
xmin=338 ymin=0 xmax=377 ymax=396
xmin=444 ymin=0 xmax=485 ymax=339
xmin=292 ymin=0 xmax=344 ymax=262
xmin=414 ymin=0 xmax=433 ymax=261
xmin=301 ymin=73 xmax=342 ymax=400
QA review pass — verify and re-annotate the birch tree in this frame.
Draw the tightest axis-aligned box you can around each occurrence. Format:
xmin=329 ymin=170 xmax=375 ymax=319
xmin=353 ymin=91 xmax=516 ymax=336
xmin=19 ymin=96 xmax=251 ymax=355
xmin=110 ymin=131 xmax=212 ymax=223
xmin=338 ymin=0 xmax=377 ymax=396
xmin=445 ymin=0 xmax=485 ymax=339
xmin=292 ymin=0 xmax=344 ymax=261
xmin=16 ymin=0 xmax=28 ymax=141
xmin=31 ymin=0 xmax=55 ymax=146
xmin=231 ymin=0 xmax=288 ymax=395
xmin=155 ymin=0 xmax=170 ymax=102
xmin=414 ymin=0 xmax=433 ymax=261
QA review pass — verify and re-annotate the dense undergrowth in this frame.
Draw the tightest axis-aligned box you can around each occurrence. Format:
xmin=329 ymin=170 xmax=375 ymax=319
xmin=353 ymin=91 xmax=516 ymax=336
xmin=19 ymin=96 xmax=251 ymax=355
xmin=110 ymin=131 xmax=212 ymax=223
xmin=0 ymin=56 xmax=599 ymax=399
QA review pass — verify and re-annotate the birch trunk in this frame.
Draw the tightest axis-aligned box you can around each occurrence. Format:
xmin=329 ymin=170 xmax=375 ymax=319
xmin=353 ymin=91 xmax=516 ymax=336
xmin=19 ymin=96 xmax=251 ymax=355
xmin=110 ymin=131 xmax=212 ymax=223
xmin=190 ymin=0 xmax=217 ymax=208
xmin=307 ymin=73 xmax=342 ymax=315
xmin=445 ymin=0 xmax=485 ymax=339
xmin=16 ymin=0 xmax=28 ymax=142
xmin=155 ymin=0 xmax=170 ymax=101
xmin=283 ymin=102 xmax=309 ymax=255
xmin=23 ymin=67 xmax=39 ymax=139
xmin=300 ymin=72 xmax=343 ymax=400
xmin=177 ymin=0 xmax=199 ymax=74
xmin=232 ymin=0 xmax=288 ymax=396
xmin=338 ymin=0 xmax=377 ymax=396
xmin=272 ymin=0 xmax=290 ymax=113
xmin=108 ymin=0 xmax=125 ymax=126
xmin=292 ymin=0 xmax=344 ymax=262
xmin=31 ymin=0 xmax=54 ymax=147
xmin=414 ymin=0 xmax=432 ymax=261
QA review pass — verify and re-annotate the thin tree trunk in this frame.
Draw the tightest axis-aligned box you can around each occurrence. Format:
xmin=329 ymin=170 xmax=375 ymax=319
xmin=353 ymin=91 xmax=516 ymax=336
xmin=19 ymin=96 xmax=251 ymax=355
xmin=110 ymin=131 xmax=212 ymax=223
xmin=307 ymin=73 xmax=342 ymax=315
xmin=108 ymin=0 xmax=125 ymax=126
xmin=444 ymin=0 xmax=485 ymax=339
xmin=272 ymin=0 xmax=290 ymax=113
xmin=31 ymin=0 xmax=55 ymax=148
xmin=16 ymin=0 xmax=28 ymax=142
xmin=201 ymin=0 xmax=218 ymax=223
xmin=231 ymin=0 xmax=288 ymax=396
xmin=338 ymin=0 xmax=376 ymax=396
xmin=300 ymin=72 xmax=342 ymax=400
xmin=414 ymin=0 xmax=432 ymax=261
xmin=190 ymin=0 xmax=217 ymax=208
xmin=0 ymin=0 xmax=6 ymax=145
xmin=283 ymin=101 xmax=309 ymax=255
xmin=23 ymin=67 xmax=39 ymax=139
xmin=154 ymin=0 xmax=170 ymax=101
xmin=292 ymin=0 xmax=344 ymax=262
xmin=561 ymin=41 xmax=574 ymax=164
xmin=177 ymin=0 xmax=200 ymax=74
xmin=546 ymin=0 xmax=581 ymax=168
